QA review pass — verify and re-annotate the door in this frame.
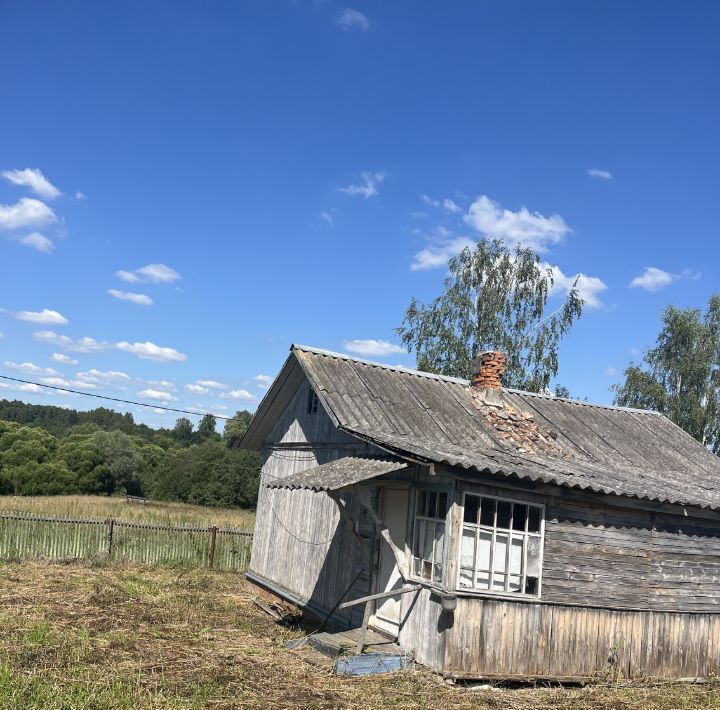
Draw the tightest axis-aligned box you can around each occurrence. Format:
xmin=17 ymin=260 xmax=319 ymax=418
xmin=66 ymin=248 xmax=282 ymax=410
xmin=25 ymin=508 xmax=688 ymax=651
xmin=369 ymin=488 xmax=409 ymax=637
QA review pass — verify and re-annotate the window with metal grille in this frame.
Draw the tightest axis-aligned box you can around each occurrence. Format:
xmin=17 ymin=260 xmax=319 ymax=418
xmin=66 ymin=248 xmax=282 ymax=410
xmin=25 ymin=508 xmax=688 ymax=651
xmin=458 ymin=493 xmax=544 ymax=597
xmin=411 ymin=489 xmax=448 ymax=584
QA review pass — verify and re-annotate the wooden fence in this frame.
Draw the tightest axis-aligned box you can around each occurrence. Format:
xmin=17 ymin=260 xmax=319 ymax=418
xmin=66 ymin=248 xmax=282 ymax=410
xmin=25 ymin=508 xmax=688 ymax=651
xmin=0 ymin=511 xmax=253 ymax=571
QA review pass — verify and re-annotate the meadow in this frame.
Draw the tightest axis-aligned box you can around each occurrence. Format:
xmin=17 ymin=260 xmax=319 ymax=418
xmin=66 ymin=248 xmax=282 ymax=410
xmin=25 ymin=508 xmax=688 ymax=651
xmin=1 ymin=560 xmax=719 ymax=709
xmin=0 ymin=495 xmax=256 ymax=529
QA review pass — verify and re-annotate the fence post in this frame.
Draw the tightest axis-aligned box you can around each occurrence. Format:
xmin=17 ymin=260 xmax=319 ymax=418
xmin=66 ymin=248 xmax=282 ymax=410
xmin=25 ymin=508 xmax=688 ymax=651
xmin=106 ymin=517 xmax=115 ymax=558
xmin=209 ymin=526 xmax=218 ymax=568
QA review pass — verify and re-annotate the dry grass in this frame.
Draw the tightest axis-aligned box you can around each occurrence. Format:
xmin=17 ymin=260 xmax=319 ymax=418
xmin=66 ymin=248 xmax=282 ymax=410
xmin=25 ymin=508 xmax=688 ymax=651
xmin=0 ymin=495 xmax=255 ymax=529
xmin=1 ymin=561 xmax=719 ymax=709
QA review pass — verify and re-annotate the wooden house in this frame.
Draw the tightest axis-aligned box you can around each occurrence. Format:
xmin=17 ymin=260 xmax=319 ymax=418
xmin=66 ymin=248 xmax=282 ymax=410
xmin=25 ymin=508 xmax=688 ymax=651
xmin=242 ymin=344 xmax=720 ymax=680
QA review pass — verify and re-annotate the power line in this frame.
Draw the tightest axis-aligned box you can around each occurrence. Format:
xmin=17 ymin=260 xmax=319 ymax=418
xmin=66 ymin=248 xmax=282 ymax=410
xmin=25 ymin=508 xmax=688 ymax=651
xmin=0 ymin=374 xmax=233 ymax=420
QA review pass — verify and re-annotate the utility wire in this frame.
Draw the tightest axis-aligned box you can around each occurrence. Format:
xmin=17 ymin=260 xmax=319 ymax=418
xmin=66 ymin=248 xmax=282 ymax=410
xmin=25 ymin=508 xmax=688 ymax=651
xmin=0 ymin=374 xmax=232 ymax=420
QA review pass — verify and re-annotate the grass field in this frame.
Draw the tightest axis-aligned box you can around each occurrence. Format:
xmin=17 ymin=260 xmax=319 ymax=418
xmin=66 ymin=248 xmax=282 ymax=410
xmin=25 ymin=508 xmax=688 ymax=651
xmin=0 ymin=495 xmax=256 ymax=529
xmin=1 ymin=561 xmax=719 ymax=709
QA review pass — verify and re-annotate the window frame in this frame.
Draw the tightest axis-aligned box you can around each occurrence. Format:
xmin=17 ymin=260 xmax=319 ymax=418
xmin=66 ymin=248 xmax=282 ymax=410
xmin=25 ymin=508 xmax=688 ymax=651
xmin=409 ymin=487 xmax=450 ymax=587
xmin=456 ymin=491 xmax=545 ymax=599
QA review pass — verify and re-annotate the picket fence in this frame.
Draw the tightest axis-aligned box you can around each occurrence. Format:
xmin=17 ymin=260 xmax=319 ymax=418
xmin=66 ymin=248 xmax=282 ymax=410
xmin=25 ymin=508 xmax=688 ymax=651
xmin=0 ymin=511 xmax=253 ymax=571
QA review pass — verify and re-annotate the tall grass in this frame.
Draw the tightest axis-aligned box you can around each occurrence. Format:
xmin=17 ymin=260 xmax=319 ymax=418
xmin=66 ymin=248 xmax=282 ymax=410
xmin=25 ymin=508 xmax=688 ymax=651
xmin=0 ymin=495 xmax=256 ymax=528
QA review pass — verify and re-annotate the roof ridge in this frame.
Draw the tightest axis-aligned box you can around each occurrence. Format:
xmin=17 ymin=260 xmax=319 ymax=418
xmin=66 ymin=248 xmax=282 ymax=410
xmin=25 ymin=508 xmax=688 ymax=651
xmin=291 ymin=343 xmax=658 ymax=416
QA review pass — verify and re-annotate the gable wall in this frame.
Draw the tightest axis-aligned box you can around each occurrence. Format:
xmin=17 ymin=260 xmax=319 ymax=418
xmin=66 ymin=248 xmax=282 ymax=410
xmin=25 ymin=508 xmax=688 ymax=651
xmin=249 ymin=377 xmax=380 ymax=626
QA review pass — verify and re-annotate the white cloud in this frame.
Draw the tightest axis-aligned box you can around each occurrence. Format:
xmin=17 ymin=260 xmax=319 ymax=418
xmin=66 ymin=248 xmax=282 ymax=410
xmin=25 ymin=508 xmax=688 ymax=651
xmin=443 ymin=198 xmax=462 ymax=214
xmin=320 ymin=211 xmax=334 ymax=227
xmin=0 ymin=331 xmax=4 ymax=339
xmin=547 ymin=264 xmax=608 ymax=310
xmin=116 ymin=341 xmax=187 ymax=362
xmin=138 ymin=388 xmax=178 ymax=402
xmin=464 ymin=195 xmax=570 ymax=252
xmin=334 ymin=7 xmax=370 ymax=31
xmin=50 ymin=353 xmax=79 ymax=365
xmin=74 ymin=191 xmax=86 ymax=200
xmin=254 ymin=374 xmax=273 ymax=390
xmin=0 ymin=197 xmax=57 ymax=231
xmin=12 ymin=308 xmax=68 ymax=325
xmin=147 ymin=379 xmax=175 ymax=389
xmin=587 ymin=168 xmax=612 ymax=181
xmin=116 ymin=263 xmax=181 ymax=284
xmin=4 ymin=361 xmax=59 ymax=376
xmin=219 ymin=389 xmax=256 ymax=401
xmin=77 ymin=369 xmax=130 ymax=383
xmin=629 ymin=266 xmax=676 ymax=292
xmin=19 ymin=232 xmax=54 ymax=253
xmin=410 ymin=236 xmax=475 ymax=271
xmin=421 ymin=194 xmax=440 ymax=208
xmin=108 ymin=289 xmax=153 ymax=306
xmin=185 ymin=384 xmax=209 ymax=394
xmin=17 ymin=383 xmax=43 ymax=394
xmin=196 ymin=379 xmax=228 ymax=389
xmin=33 ymin=330 xmax=112 ymax=353
xmin=339 ymin=171 xmax=384 ymax=198
xmin=2 ymin=168 xmax=61 ymax=200
xmin=603 ymin=366 xmax=618 ymax=377
xmin=343 ymin=339 xmax=407 ymax=357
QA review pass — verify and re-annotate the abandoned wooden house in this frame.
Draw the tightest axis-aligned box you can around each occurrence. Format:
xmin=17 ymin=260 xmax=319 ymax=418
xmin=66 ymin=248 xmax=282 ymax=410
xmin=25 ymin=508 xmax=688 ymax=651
xmin=242 ymin=344 xmax=720 ymax=681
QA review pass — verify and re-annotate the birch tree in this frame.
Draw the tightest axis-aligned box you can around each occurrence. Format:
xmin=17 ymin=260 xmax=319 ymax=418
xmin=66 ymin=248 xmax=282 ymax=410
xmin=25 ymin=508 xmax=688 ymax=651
xmin=613 ymin=295 xmax=720 ymax=453
xmin=396 ymin=238 xmax=584 ymax=391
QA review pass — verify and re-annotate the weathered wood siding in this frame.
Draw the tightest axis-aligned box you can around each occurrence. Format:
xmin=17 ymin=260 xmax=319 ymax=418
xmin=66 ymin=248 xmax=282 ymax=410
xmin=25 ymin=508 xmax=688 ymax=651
xmin=442 ymin=597 xmax=720 ymax=679
xmin=249 ymin=378 xmax=377 ymax=625
xmin=397 ymin=587 xmax=447 ymax=671
xmin=453 ymin=475 xmax=720 ymax=613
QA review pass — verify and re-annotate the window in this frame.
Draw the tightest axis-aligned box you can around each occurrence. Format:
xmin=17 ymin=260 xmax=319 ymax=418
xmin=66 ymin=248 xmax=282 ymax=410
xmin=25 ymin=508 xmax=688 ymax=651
xmin=459 ymin=493 xmax=544 ymax=596
xmin=307 ymin=387 xmax=319 ymax=414
xmin=411 ymin=489 xmax=448 ymax=584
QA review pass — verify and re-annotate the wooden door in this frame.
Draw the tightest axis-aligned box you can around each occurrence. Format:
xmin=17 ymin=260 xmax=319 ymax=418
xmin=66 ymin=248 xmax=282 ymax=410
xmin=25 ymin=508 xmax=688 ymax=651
xmin=369 ymin=488 xmax=408 ymax=637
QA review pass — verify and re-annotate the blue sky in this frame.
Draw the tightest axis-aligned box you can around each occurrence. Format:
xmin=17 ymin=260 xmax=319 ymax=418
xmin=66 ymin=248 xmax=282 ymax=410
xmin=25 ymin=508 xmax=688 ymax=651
xmin=1 ymin=1 xmax=718 ymax=428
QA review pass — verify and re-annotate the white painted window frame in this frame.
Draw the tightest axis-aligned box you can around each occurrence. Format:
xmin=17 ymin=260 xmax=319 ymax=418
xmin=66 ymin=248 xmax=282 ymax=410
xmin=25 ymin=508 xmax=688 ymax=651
xmin=457 ymin=491 xmax=545 ymax=599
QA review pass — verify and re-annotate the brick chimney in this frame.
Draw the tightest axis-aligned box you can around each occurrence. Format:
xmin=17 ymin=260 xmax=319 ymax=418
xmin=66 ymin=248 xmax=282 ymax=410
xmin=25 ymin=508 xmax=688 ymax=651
xmin=471 ymin=351 xmax=506 ymax=390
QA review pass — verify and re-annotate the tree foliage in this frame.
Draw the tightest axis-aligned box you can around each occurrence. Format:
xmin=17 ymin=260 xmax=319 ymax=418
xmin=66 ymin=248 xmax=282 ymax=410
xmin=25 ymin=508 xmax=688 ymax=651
xmin=396 ymin=238 xmax=584 ymax=391
xmin=614 ymin=294 xmax=720 ymax=453
xmin=0 ymin=403 xmax=260 ymax=507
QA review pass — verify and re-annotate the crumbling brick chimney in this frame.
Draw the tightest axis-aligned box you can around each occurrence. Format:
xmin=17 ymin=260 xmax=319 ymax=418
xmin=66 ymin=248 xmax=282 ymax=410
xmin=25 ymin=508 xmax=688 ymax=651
xmin=471 ymin=351 xmax=506 ymax=390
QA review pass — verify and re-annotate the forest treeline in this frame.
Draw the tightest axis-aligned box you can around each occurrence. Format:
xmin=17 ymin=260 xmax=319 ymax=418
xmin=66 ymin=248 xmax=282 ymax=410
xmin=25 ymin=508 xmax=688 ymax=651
xmin=0 ymin=400 xmax=259 ymax=509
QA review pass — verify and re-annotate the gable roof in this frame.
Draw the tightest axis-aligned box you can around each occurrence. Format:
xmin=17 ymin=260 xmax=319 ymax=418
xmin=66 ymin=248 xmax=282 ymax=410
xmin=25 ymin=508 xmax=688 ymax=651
xmin=243 ymin=344 xmax=720 ymax=511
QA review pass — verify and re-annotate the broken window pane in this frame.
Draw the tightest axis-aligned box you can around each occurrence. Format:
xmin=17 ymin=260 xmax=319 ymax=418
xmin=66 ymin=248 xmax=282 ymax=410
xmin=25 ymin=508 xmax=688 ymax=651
xmin=417 ymin=490 xmax=427 ymax=516
xmin=512 ymin=504 xmax=527 ymax=531
xmin=480 ymin=497 xmax=495 ymax=526
xmin=496 ymin=501 xmax=512 ymax=529
xmin=437 ymin=492 xmax=448 ymax=519
xmin=528 ymin=505 xmax=542 ymax=533
xmin=457 ymin=493 xmax=543 ymax=597
xmin=464 ymin=494 xmax=479 ymax=524
xmin=427 ymin=491 xmax=437 ymax=518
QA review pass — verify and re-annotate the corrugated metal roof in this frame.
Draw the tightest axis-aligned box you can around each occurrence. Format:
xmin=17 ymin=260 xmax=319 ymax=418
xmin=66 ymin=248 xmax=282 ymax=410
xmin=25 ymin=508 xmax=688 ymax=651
xmin=289 ymin=345 xmax=720 ymax=512
xmin=267 ymin=456 xmax=408 ymax=491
